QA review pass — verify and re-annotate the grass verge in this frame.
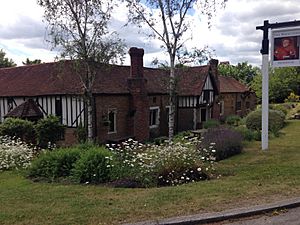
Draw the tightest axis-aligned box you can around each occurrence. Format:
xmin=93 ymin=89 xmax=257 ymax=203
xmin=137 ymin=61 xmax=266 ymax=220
xmin=0 ymin=120 xmax=299 ymax=225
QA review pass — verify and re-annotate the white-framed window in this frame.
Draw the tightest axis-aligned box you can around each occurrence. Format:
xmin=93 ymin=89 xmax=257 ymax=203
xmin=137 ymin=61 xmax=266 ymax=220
xmin=149 ymin=106 xmax=160 ymax=128
xmin=108 ymin=109 xmax=117 ymax=134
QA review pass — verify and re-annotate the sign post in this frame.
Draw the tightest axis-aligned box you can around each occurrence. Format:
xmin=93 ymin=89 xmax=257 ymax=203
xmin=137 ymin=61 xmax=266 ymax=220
xmin=256 ymin=20 xmax=300 ymax=151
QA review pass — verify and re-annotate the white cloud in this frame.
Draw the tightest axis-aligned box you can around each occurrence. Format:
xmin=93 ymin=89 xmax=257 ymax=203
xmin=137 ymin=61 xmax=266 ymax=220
xmin=0 ymin=0 xmax=300 ymax=67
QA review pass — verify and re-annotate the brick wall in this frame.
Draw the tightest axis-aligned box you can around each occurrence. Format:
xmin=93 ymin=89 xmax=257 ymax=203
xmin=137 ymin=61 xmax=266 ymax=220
xmin=95 ymin=95 xmax=133 ymax=143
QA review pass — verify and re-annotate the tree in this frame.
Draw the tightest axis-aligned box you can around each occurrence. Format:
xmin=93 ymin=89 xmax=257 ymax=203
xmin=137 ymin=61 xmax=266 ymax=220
xmin=218 ymin=61 xmax=260 ymax=85
xmin=251 ymin=66 xmax=300 ymax=103
xmin=0 ymin=49 xmax=16 ymax=68
xmin=22 ymin=58 xmax=42 ymax=65
xmin=38 ymin=0 xmax=126 ymax=141
xmin=125 ymin=0 xmax=226 ymax=139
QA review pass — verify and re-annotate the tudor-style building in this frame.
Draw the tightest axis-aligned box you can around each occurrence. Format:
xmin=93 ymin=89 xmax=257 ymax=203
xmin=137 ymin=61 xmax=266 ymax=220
xmin=219 ymin=76 xmax=256 ymax=120
xmin=0 ymin=47 xmax=254 ymax=145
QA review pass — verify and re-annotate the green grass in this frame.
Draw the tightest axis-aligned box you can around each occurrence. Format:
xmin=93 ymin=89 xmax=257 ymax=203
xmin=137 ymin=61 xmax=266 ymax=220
xmin=1 ymin=121 xmax=300 ymax=225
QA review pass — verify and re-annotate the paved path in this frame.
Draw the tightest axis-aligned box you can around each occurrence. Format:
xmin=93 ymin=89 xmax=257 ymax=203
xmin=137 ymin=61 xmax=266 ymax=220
xmin=208 ymin=207 xmax=300 ymax=225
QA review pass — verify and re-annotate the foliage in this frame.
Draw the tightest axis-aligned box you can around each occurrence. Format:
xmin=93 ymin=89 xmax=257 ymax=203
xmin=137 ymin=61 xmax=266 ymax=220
xmin=0 ymin=118 xmax=35 ymax=143
xmin=0 ymin=136 xmax=35 ymax=170
xmin=22 ymin=58 xmax=42 ymax=65
xmin=203 ymin=119 xmax=220 ymax=129
xmin=245 ymin=109 xmax=285 ymax=134
xmin=72 ymin=147 xmax=113 ymax=184
xmin=218 ymin=61 xmax=260 ymax=84
xmin=251 ymin=66 xmax=300 ymax=103
xmin=0 ymin=49 xmax=16 ymax=68
xmin=234 ymin=126 xmax=261 ymax=141
xmin=35 ymin=115 xmax=65 ymax=148
xmin=269 ymin=104 xmax=288 ymax=116
xmin=285 ymin=92 xmax=300 ymax=102
xmin=38 ymin=0 xmax=126 ymax=141
xmin=200 ymin=127 xmax=243 ymax=161
xmin=225 ymin=115 xmax=241 ymax=126
xmin=75 ymin=123 xmax=87 ymax=144
xmin=108 ymin=138 xmax=215 ymax=187
xmin=28 ymin=148 xmax=81 ymax=181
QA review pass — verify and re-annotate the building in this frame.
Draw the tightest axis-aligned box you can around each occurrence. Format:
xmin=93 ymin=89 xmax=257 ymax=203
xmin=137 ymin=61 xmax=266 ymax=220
xmin=219 ymin=76 xmax=256 ymax=120
xmin=0 ymin=47 xmax=255 ymax=145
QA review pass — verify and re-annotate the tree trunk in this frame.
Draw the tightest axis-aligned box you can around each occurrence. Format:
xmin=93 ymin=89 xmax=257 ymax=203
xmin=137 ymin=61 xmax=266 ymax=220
xmin=86 ymin=93 xmax=94 ymax=142
xmin=168 ymin=57 xmax=176 ymax=141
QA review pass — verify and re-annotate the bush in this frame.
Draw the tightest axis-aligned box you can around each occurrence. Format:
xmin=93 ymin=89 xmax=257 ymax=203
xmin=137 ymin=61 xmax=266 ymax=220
xmin=245 ymin=109 xmax=285 ymax=134
xmin=200 ymin=127 xmax=243 ymax=161
xmin=0 ymin=136 xmax=35 ymax=170
xmin=75 ymin=123 xmax=87 ymax=144
xmin=72 ymin=147 xmax=113 ymax=184
xmin=35 ymin=115 xmax=65 ymax=148
xmin=0 ymin=118 xmax=35 ymax=143
xmin=28 ymin=148 xmax=81 ymax=181
xmin=225 ymin=115 xmax=241 ymax=126
xmin=234 ymin=126 xmax=261 ymax=141
xmin=203 ymin=119 xmax=220 ymax=129
xmin=269 ymin=104 xmax=288 ymax=116
xmin=285 ymin=92 xmax=300 ymax=102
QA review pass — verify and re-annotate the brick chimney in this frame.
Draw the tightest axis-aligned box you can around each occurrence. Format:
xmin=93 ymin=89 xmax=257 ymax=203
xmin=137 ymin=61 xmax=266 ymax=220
xmin=128 ymin=47 xmax=149 ymax=141
xmin=209 ymin=59 xmax=221 ymax=120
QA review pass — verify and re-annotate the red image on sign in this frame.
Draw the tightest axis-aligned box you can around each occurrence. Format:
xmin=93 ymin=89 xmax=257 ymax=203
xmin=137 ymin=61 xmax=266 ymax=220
xmin=273 ymin=36 xmax=299 ymax=61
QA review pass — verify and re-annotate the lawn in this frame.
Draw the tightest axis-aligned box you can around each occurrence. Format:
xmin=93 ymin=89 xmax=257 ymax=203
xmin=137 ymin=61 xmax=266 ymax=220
xmin=0 ymin=120 xmax=299 ymax=225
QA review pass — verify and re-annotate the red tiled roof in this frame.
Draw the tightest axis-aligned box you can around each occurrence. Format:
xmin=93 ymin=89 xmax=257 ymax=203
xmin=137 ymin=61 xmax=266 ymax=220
xmin=0 ymin=61 xmax=211 ymax=97
xmin=5 ymin=99 xmax=43 ymax=119
xmin=219 ymin=76 xmax=250 ymax=93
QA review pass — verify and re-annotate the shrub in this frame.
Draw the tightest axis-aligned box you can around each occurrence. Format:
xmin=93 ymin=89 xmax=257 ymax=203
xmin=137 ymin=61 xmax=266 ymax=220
xmin=0 ymin=136 xmax=35 ymax=170
xmin=0 ymin=118 xmax=35 ymax=143
xmin=200 ymin=127 xmax=243 ymax=161
xmin=225 ymin=115 xmax=241 ymax=126
xmin=28 ymin=148 xmax=81 ymax=181
xmin=74 ymin=123 xmax=87 ymax=144
xmin=35 ymin=115 xmax=65 ymax=148
xmin=234 ymin=126 xmax=261 ymax=141
xmin=203 ymin=119 xmax=220 ymax=129
xmin=285 ymin=92 xmax=300 ymax=102
xmin=72 ymin=147 xmax=113 ymax=184
xmin=269 ymin=104 xmax=288 ymax=116
xmin=245 ymin=109 xmax=285 ymax=134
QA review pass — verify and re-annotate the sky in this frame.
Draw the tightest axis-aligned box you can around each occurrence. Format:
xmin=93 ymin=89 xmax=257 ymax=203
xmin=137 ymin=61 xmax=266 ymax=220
xmin=0 ymin=0 xmax=300 ymax=67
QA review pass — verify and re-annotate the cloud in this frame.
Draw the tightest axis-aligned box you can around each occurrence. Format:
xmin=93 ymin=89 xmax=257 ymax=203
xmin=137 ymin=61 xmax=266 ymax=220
xmin=0 ymin=16 xmax=45 ymax=40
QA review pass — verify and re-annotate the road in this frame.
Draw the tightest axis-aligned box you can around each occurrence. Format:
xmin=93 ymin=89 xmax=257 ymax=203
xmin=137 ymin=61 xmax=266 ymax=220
xmin=207 ymin=207 xmax=300 ymax=225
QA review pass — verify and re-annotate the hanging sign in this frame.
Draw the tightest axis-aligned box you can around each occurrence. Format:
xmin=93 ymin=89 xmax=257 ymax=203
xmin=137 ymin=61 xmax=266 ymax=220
xmin=271 ymin=27 xmax=300 ymax=67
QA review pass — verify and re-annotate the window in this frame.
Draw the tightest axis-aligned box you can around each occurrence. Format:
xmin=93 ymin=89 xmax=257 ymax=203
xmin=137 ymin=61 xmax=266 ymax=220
xmin=220 ymin=100 xmax=224 ymax=115
xmin=55 ymin=98 xmax=63 ymax=123
xmin=149 ymin=106 xmax=160 ymax=128
xmin=236 ymin=101 xmax=242 ymax=111
xmin=108 ymin=109 xmax=117 ymax=133
xmin=203 ymin=90 xmax=210 ymax=103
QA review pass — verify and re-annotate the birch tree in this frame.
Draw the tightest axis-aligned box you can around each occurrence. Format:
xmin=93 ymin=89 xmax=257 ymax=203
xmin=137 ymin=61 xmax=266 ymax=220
xmin=125 ymin=0 xmax=226 ymax=139
xmin=38 ymin=0 xmax=126 ymax=141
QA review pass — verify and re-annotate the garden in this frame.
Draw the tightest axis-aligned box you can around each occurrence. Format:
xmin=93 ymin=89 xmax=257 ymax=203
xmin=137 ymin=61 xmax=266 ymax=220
xmin=0 ymin=102 xmax=300 ymax=224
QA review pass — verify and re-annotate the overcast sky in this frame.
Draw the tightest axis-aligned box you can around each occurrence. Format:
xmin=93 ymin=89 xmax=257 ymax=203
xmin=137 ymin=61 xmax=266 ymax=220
xmin=0 ymin=0 xmax=300 ymax=67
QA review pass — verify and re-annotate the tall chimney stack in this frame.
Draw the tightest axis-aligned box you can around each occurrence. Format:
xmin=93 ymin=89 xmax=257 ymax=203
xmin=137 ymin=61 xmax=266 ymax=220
xmin=128 ymin=47 xmax=149 ymax=141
